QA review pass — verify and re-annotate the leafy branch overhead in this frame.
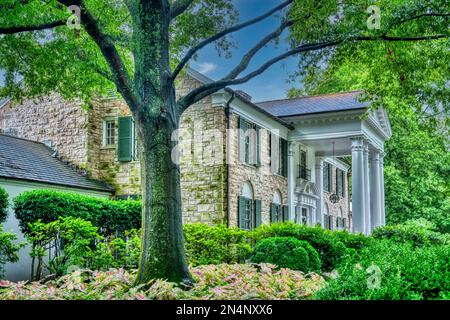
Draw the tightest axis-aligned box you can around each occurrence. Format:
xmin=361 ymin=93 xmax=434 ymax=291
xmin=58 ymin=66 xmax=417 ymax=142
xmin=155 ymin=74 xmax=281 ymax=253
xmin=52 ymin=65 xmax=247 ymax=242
xmin=0 ymin=0 xmax=448 ymax=110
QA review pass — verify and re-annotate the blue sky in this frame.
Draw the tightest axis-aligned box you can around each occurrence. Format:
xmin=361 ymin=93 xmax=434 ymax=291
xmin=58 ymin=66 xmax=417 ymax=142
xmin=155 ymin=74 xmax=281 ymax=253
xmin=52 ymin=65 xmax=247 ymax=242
xmin=191 ymin=0 xmax=299 ymax=102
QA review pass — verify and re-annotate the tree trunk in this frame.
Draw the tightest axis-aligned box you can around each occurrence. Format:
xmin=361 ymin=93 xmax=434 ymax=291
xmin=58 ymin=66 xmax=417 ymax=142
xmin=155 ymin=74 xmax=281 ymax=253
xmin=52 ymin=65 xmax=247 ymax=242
xmin=134 ymin=92 xmax=193 ymax=286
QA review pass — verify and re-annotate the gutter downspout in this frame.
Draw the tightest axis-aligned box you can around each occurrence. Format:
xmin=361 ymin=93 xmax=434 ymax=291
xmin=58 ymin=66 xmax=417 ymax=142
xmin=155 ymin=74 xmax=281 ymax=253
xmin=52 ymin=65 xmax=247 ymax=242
xmin=225 ymin=92 xmax=235 ymax=228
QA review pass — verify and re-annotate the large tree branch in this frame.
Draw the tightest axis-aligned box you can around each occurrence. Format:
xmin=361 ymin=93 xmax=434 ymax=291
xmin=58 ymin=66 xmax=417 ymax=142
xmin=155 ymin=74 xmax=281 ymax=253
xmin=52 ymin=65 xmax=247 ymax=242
xmin=170 ymin=0 xmax=195 ymax=20
xmin=385 ymin=12 xmax=450 ymax=34
xmin=178 ymin=33 xmax=449 ymax=110
xmin=171 ymin=0 xmax=292 ymax=80
xmin=56 ymin=0 xmax=141 ymax=110
xmin=225 ymin=19 xmax=294 ymax=80
xmin=0 ymin=20 xmax=66 ymax=35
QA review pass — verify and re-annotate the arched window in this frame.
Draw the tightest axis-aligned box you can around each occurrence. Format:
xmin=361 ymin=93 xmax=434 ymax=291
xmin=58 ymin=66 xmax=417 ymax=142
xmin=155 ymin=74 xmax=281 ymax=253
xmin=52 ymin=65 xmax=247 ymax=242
xmin=242 ymin=181 xmax=254 ymax=199
xmin=271 ymin=190 xmax=283 ymax=223
xmin=238 ymin=181 xmax=260 ymax=230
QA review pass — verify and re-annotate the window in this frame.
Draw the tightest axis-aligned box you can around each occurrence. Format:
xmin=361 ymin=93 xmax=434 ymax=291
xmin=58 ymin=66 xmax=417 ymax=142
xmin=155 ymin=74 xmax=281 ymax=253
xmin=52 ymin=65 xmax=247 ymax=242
xmin=239 ymin=117 xmax=260 ymax=166
xmin=238 ymin=182 xmax=261 ymax=230
xmin=271 ymin=191 xmax=287 ymax=223
xmin=301 ymin=207 xmax=308 ymax=225
xmin=336 ymin=169 xmax=345 ymax=197
xmin=299 ymin=149 xmax=310 ymax=180
xmin=269 ymin=133 xmax=287 ymax=176
xmin=323 ymin=162 xmax=333 ymax=192
xmin=103 ymin=119 xmax=115 ymax=146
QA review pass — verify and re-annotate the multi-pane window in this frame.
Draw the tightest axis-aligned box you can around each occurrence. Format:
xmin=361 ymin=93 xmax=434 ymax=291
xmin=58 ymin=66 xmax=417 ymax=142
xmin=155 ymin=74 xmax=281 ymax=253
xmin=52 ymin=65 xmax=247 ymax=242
xmin=103 ymin=119 xmax=115 ymax=146
xmin=238 ymin=196 xmax=261 ymax=230
xmin=323 ymin=162 xmax=332 ymax=192
xmin=299 ymin=149 xmax=310 ymax=180
xmin=239 ymin=117 xmax=259 ymax=166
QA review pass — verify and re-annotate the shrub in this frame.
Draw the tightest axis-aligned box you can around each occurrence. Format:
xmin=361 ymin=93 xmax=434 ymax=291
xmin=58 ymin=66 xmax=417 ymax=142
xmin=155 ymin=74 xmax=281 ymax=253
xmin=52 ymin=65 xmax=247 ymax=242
xmin=315 ymin=240 xmax=450 ymax=300
xmin=0 ymin=186 xmax=8 ymax=223
xmin=373 ymin=218 xmax=449 ymax=247
xmin=26 ymin=217 xmax=142 ymax=280
xmin=27 ymin=217 xmax=103 ymax=279
xmin=251 ymin=237 xmax=321 ymax=273
xmin=0 ymin=264 xmax=325 ymax=300
xmin=0 ymin=226 xmax=23 ymax=278
xmin=13 ymin=190 xmax=141 ymax=236
xmin=184 ymin=224 xmax=251 ymax=266
xmin=251 ymin=223 xmax=363 ymax=271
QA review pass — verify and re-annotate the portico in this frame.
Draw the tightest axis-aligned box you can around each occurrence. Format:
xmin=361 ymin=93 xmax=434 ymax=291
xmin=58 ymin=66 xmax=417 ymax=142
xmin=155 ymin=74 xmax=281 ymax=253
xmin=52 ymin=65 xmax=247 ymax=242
xmin=258 ymin=92 xmax=392 ymax=234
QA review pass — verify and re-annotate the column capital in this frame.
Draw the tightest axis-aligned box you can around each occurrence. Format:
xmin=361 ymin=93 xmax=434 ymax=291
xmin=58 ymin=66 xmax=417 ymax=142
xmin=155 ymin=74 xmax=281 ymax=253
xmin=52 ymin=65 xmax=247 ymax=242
xmin=351 ymin=136 xmax=364 ymax=151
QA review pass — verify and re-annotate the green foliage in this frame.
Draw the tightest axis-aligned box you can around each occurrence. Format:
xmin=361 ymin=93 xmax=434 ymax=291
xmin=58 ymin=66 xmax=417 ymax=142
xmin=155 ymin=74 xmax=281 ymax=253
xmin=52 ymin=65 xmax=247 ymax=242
xmin=0 ymin=186 xmax=8 ymax=223
xmin=0 ymin=0 xmax=238 ymax=102
xmin=373 ymin=219 xmax=450 ymax=247
xmin=315 ymin=240 xmax=450 ymax=300
xmin=27 ymin=217 xmax=102 ymax=278
xmin=91 ymin=229 xmax=141 ymax=271
xmin=183 ymin=224 xmax=251 ymax=266
xmin=13 ymin=190 xmax=141 ymax=236
xmin=26 ymin=217 xmax=141 ymax=280
xmin=251 ymin=222 xmax=370 ymax=271
xmin=288 ymin=1 xmax=449 ymax=235
xmin=0 ymin=225 xmax=23 ymax=278
xmin=0 ymin=264 xmax=325 ymax=300
xmin=251 ymin=237 xmax=321 ymax=273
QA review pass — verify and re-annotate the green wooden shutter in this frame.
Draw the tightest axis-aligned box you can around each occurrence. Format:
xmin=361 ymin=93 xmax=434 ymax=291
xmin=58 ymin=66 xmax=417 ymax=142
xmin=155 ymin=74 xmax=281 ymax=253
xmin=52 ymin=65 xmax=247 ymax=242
xmin=118 ymin=116 xmax=133 ymax=162
xmin=282 ymin=205 xmax=289 ymax=222
xmin=238 ymin=117 xmax=246 ymax=163
xmin=281 ymin=139 xmax=288 ymax=177
xmin=238 ymin=196 xmax=247 ymax=230
xmin=254 ymin=199 xmax=262 ymax=228
xmin=270 ymin=203 xmax=277 ymax=223
xmin=256 ymin=126 xmax=261 ymax=167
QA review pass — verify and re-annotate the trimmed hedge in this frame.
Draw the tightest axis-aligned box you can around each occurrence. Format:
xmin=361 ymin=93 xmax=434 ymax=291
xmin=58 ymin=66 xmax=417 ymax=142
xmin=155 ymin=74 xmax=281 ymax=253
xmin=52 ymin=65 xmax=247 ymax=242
xmin=13 ymin=190 xmax=141 ymax=236
xmin=0 ymin=186 xmax=8 ymax=223
xmin=251 ymin=237 xmax=321 ymax=272
xmin=251 ymin=222 xmax=371 ymax=271
xmin=184 ymin=223 xmax=252 ymax=266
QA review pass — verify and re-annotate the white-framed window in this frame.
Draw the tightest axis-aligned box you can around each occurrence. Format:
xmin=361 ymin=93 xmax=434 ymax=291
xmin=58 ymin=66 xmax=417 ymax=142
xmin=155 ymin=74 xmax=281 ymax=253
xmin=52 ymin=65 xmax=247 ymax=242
xmin=103 ymin=118 xmax=116 ymax=147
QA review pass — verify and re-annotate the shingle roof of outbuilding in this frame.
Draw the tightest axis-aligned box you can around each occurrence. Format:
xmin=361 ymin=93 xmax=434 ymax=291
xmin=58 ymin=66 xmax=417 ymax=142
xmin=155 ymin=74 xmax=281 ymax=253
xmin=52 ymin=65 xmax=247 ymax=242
xmin=0 ymin=134 xmax=114 ymax=192
xmin=256 ymin=91 xmax=369 ymax=117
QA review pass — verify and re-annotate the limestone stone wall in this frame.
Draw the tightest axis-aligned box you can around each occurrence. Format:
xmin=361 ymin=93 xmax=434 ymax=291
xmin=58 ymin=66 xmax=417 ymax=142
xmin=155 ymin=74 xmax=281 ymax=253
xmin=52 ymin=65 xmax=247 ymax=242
xmin=227 ymin=113 xmax=288 ymax=227
xmin=86 ymin=97 xmax=141 ymax=196
xmin=178 ymin=76 xmax=228 ymax=225
xmin=0 ymin=94 xmax=89 ymax=167
xmin=323 ymin=165 xmax=351 ymax=230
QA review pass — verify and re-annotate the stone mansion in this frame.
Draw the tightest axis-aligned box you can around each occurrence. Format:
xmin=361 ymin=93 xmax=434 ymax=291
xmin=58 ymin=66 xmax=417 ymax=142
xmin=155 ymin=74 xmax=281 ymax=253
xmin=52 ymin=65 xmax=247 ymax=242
xmin=0 ymin=68 xmax=392 ymax=235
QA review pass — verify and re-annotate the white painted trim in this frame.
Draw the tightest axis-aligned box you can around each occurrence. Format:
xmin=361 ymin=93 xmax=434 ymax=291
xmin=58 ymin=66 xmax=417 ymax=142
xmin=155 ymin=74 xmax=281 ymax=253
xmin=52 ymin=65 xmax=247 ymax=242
xmin=102 ymin=117 xmax=116 ymax=147
xmin=323 ymin=157 xmax=350 ymax=172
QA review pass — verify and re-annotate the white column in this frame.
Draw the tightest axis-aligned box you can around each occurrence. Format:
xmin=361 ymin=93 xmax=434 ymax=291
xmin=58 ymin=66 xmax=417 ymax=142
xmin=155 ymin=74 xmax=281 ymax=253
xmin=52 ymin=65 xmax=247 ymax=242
xmin=287 ymin=141 xmax=296 ymax=221
xmin=379 ymin=153 xmax=386 ymax=226
xmin=315 ymin=157 xmax=324 ymax=227
xmin=370 ymin=149 xmax=382 ymax=231
xmin=363 ymin=141 xmax=371 ymax=235
xmin=351 ymin=137 xmax=365 ymax=234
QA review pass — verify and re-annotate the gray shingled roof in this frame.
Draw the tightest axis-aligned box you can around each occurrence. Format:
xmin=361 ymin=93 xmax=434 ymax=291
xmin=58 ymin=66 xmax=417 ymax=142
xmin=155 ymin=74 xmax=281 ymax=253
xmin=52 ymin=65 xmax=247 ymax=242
xmin=0 ymin=134 xmax=114 ymax=192
xmin=256 ymin=91 xmax=369 ymax=117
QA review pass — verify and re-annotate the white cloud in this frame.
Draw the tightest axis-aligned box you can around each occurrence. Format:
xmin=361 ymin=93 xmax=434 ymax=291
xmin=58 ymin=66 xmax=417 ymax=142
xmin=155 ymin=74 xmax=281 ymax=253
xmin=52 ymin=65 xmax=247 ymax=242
xmin=194 ymin=62 xmax=217 ymax=74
